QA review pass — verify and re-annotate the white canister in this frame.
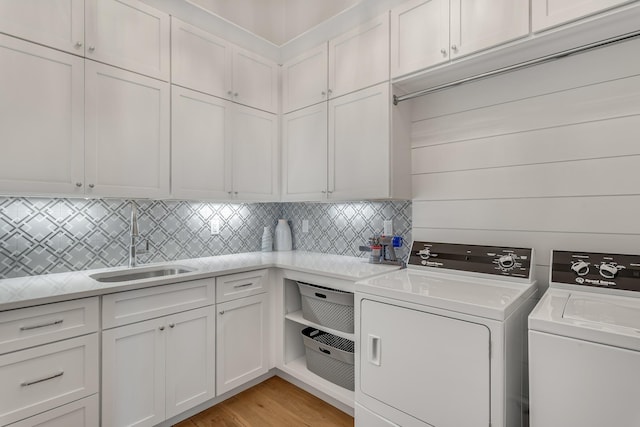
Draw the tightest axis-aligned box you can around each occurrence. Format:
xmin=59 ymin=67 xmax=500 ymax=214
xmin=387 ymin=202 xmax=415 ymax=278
xmin=274 ymin=219 xmax=292 ymax=251
xmin=261 ymin=226 xmax=273 ymax=252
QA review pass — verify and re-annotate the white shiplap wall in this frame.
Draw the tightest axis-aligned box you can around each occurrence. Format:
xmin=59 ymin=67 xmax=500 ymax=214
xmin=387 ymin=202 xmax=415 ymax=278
xmin=409 ymin=37 xmax=640 ymax=291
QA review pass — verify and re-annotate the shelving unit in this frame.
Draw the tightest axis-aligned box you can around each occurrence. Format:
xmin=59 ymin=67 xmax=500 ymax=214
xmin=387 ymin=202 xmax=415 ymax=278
xmin=281 ymin=278 xmax=355 ymax=408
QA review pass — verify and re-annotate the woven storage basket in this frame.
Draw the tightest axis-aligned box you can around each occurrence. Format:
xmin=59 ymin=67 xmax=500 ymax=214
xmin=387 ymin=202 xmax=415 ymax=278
xmin=301 ymin=327 xmax=354 ymax=391
xmin=297 ymin=282 xmax=354 ymax=333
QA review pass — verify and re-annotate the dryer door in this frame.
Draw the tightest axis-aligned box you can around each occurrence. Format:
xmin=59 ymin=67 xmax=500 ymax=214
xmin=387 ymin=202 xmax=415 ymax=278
xmin=360 ymin=299 xmax=490 ymax=427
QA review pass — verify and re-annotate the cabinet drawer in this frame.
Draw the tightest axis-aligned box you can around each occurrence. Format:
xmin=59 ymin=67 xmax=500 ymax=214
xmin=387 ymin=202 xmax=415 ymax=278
xmin=0 ymin=298 xmax=99 ymax=355
xmin=102 ymin=278 xmax=215 ymax=329
xmin=0 ymin=334 xmax=99 ymax=426
xmin=8 ymin=394 xmax=99 ymax=427
xmin=216 ymin=269 xmax=268 ymax=303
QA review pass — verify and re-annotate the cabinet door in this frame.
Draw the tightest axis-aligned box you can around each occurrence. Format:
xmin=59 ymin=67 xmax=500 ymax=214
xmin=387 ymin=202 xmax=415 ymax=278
xmin=85 ymin=0 xmax=170 ymax=81
xmin=0 ymin=35 xmax=84 ymax=196
xmin=231 ymin=105 xmax=279 ymax=201
xmin=232 ymin=47 xmax=278 ymax=113
xmin=165 ymin=307 xmax=216 ymax=419
xmin=102 ymin=317 xmax=165 ymax=427
xmin=282 ymin=104 xmax=328 ymax=201
xmin=532 ymin=0 xmax=634 ymax=31
xmin=0 ymin=0 xmax=84 ymax=55
xmin=360 ymin=299 xmax=490 ymax=427
xmin=450 ymin=0 xmax=529 ymax=58
xmin=329 ymin=13 xmax=390 ymax=99
xmin=390 ymin=0 xmax=449 ymax=78
xmin=85 ymin=61 xmax=170 ymax=199
xmin=282 ymin=44 xmax=328 ymax=113
xmin=216 ymin=293 xmax=270 ymax=395
xmin=171 ymin=17 xmax=233 ymax=98
xmin=172 ymin=86 xmax=233 ymax=200
xmin=328 ymin=83 xmax=390 ymax=200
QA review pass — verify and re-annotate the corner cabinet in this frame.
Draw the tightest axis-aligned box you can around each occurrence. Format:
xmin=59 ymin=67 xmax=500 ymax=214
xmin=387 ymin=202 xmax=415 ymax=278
xmin=282 ymin=43 xmax=329 ymax=113
xmin=391 ymin=0 xmax=529 ymax=78
xmin=85 ymin=61 xmax=170 ymax=199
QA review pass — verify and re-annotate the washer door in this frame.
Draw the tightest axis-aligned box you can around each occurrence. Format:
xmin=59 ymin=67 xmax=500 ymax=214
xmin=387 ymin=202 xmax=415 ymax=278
xmin=360 ymin=299 xmax=490 ymax=427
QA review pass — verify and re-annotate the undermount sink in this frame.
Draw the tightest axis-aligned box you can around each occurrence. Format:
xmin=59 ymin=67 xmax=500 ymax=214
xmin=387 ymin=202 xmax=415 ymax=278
xmin=90 ymin=265 xmax=195 ymax=283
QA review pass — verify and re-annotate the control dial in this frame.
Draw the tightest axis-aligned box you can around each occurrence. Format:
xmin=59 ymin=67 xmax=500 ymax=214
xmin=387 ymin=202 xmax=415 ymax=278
xmin=418 ymin=248 xmax=431 ymax=260
xmin=571 ymin=260 xmax=590 ymax=276
xmin=498 ymin=254 xmax=516 ymax=270
xmin=599 ymin=263 xmax=620 ymax=279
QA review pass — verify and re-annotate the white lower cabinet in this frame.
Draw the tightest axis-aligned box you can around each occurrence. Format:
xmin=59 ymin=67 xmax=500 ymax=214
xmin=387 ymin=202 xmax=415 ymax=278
xmin=8 ymin=395 xmax=99 ymax=427
xmin=102 ymin=306 xmax=215 ymax=427
xmin=216 ymin=293 xmax=270 ymax=395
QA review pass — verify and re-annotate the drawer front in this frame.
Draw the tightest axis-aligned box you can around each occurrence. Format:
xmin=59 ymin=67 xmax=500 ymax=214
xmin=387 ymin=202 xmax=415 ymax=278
xmin=0 ymin=298 xmax=99 ymax=355
xmin=216 ymin=269 xmax=268 ymax=303
xmin=8 ymin=394 xmax=99 ymax=427
xmin=0 ymin=334 xmax=99 ymax=426
xmin=102 ymin=278 xmax=215 ymax=329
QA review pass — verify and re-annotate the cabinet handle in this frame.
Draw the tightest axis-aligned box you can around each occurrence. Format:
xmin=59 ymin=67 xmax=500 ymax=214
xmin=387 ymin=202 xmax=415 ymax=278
xmin=75 ymin=182 xmax=83 ymax=188
xmin=159 ymin=326 xmax=165 ymax=331
xmin=20 ymin=319 xmax=63 ymax=331
xmin=219 ymin=310 xmax=225 ymax=315
xmin=234 ymin=191 xmax=238 ymax=195
xmin=169 ymin=323 xmax=175 ymax=328
xmin=321 ymin=91 xmax=326 ymax=96
xmin=327 ymin=89 xmax=333 ymax=95
xmin=321 ymin=190 xmax=326 ymax=194
xmin=233 ymin=282 xmax=253 ymax=289
xmin=88 ymin=46 xmax=95 ymax=52
xmin=88 ymin=184 xmax=95 ymax=188
xmin=74 ymin=42 xmax=83 ymax=49
xmin=451 ymin=44 xmax=458 ymax=52
xmin=368 ymin=334 xmax=381 ymax=366
xmin=21 ymin=371 xmax=64 ymax=387
xmin=440 ymin=48 xmax=447 ymax=56
xmin=227 ymin=90 xmax=233 ymax=96
xmin=234 ymin=92 xmax=238 ymax=97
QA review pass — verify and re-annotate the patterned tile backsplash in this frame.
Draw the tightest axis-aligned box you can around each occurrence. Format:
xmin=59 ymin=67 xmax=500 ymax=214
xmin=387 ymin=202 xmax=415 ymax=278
xmin=0 ymin=198 xmax=411 ymax=279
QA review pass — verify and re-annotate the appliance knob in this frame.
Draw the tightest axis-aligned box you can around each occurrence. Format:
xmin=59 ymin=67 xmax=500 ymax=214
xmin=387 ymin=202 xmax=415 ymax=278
xmin=571 ymin=260 xmax=590 ymax=276
xmin=498 ymin=254 xmax=515 ymax=270
xmin=599 ymin=263 xmax=619 ymax=279
xmin=418 ymin=248 xmax=431 ymax=260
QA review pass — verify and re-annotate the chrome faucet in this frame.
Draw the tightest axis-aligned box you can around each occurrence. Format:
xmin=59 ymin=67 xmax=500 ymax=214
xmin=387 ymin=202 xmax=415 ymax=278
xmin=129 ymin=202 xmax=148 ymax=268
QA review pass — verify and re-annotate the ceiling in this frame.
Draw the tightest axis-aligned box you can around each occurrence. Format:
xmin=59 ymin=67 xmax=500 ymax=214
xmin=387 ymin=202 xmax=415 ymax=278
xmin=186 ymin=0 xmax=361 ymax=45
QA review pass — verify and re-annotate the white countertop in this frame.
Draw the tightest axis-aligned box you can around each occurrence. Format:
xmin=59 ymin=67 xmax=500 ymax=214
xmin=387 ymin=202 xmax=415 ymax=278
xmin=0 ymin=251 xmax=401 ymax=311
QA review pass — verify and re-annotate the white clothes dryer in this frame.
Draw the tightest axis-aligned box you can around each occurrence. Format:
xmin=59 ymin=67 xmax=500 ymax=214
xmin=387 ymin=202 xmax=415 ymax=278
xmin=529 ymin=250 xmax=640 ymax=427
xmin=355 ymin=241 xmax=538 ymax=427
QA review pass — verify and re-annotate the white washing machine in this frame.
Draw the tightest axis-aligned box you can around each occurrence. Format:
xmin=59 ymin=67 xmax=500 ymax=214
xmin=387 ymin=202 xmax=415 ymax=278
xmin=529 ymin=250 xmax=640 ymax=427
xmin=354 ymin=241 xmax=538 ymax=427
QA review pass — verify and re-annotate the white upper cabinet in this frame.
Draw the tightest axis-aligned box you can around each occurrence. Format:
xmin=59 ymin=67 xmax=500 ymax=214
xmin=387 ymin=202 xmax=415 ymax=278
xmin=171 ymin=18 xmax=233 ymax=99
xmin=391 ymin=0 xmax=529 ymax=78
xmin=282 ymin=103 xmax=328 ymax=201
xmin=391 ymin=0 xmax=449 ymax=78
xmin=171 ymin=18 xmax=278 ymax=113
xmin=282 ymin=43 xmax=328 ymax=113
xmin=0 ymin=0 xmax=84 ymax=55
xmin=171 ymin=86 xmax=232 ymax=200
xmin=85 ymin=61 xmax=170 ymax=199
xmin=85 ymin=0 xmax=170 ymax=81
xmin=231 ymin=105 xmax=279 ymax=201
xmin=328 ymin=13 xmax=390 ymax=99
xmin=0 ymin=35 xmax=84 ymax=196
xmin=532 ymin=0 xmax=636 ymax=32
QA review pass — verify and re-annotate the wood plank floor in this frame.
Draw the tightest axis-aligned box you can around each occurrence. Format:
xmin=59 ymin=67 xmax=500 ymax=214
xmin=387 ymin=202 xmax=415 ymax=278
xmin=174 ymin=376 xmax=354 ymax=427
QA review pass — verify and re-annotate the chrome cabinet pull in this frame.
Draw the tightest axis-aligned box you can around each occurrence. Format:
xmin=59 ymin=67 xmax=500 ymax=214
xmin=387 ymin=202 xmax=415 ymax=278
xmin=20 ymin=319 xmax=63 ymax=331
xmin=88 ymin=184 xmax=95 ymax=188
xmin=219 ymin=310 xmax=225 ymax=315
xmin=74 ymin=41 xmax=83 ymax=49
xmin=75 ymin=182 xmax=82 ymax=187
xmin=159 ymin=326 xmax=165 ymax=331
xmin=233 ymin=282 xmax=253 ymax=289
xmin=169 ymin=323 xmax=175 ymax=328
xmin=451 ymin=44 xmax=458 ymax=52
xmin=88 ymin=46 xmax=95 ymax=52
xmin=21 ymin=371 xmax=64 ymax=387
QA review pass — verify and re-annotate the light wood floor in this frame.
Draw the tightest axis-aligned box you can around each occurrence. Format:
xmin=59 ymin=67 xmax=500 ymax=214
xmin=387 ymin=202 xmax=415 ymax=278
xmin=174 ymin=376 xmax=354 ymax=427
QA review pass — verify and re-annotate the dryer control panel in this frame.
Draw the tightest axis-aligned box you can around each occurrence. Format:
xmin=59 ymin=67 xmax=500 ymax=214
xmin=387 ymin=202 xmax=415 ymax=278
xmin=408 ymin=241 xmax=533 ymax=279
xmin=552 ymin=250 xmax=640 ymax=292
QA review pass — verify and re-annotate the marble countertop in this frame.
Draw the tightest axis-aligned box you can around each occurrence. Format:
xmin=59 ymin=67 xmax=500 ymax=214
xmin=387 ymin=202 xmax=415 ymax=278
xmin=0 ymin=251 xmax=402 ymax=311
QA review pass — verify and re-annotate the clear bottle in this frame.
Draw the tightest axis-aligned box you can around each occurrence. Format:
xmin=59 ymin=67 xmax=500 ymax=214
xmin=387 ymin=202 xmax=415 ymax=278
xmin=261 ymin=226 xmax=273 ymax=252
xmin=274 ymin=219 xmax=292 ymax=251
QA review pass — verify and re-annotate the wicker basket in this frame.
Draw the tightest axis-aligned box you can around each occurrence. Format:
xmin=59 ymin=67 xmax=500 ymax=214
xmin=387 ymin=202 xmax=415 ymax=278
xmin=301 ymin=327 xmax=354 ymax=391
xmin=297 ymin=282 xmax=354 ymax=333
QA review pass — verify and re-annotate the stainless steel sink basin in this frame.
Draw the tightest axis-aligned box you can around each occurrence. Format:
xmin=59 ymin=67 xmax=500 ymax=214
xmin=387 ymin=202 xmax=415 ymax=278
xmin=90 ymin=265 xmax=195 ymax=283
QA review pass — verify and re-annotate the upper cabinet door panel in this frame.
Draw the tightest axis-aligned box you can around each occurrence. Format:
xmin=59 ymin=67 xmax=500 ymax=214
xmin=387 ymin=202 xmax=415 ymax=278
xmin=171 ymin=86 xmax=232 ymax=200
xmin=282 ymin=43 xmax=328 ymax=113
xmin=0 ymin=35 xmax=84 ymax=196
xmin=232 ymin=47 xmax=278 ymax=113
xmin=85 ymin=0 xmax=170 ymax=81
xmin=450 ymin=0 xmax=529 ymax=58
xmin=329 ymin=13 xmax=390 ymax=99
xmin=85 ymin=61 xmax=170 ymax=199
xmin=391 ymin=0 xmax=449 ymax=78
xmin=171 ymin=17 xmax=233 ymax=98
xmin=0 ymin=0 xmax=84 ymax=55
xmin=532 ymin=0 xmax=636 ymax=32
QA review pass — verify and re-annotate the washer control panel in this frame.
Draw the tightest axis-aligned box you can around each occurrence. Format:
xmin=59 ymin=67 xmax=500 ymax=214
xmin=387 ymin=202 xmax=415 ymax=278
xmin=551 ymin=250 xmax=640 ymax=292
xmin=408 ymin=241 xmax=533 ymax=279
